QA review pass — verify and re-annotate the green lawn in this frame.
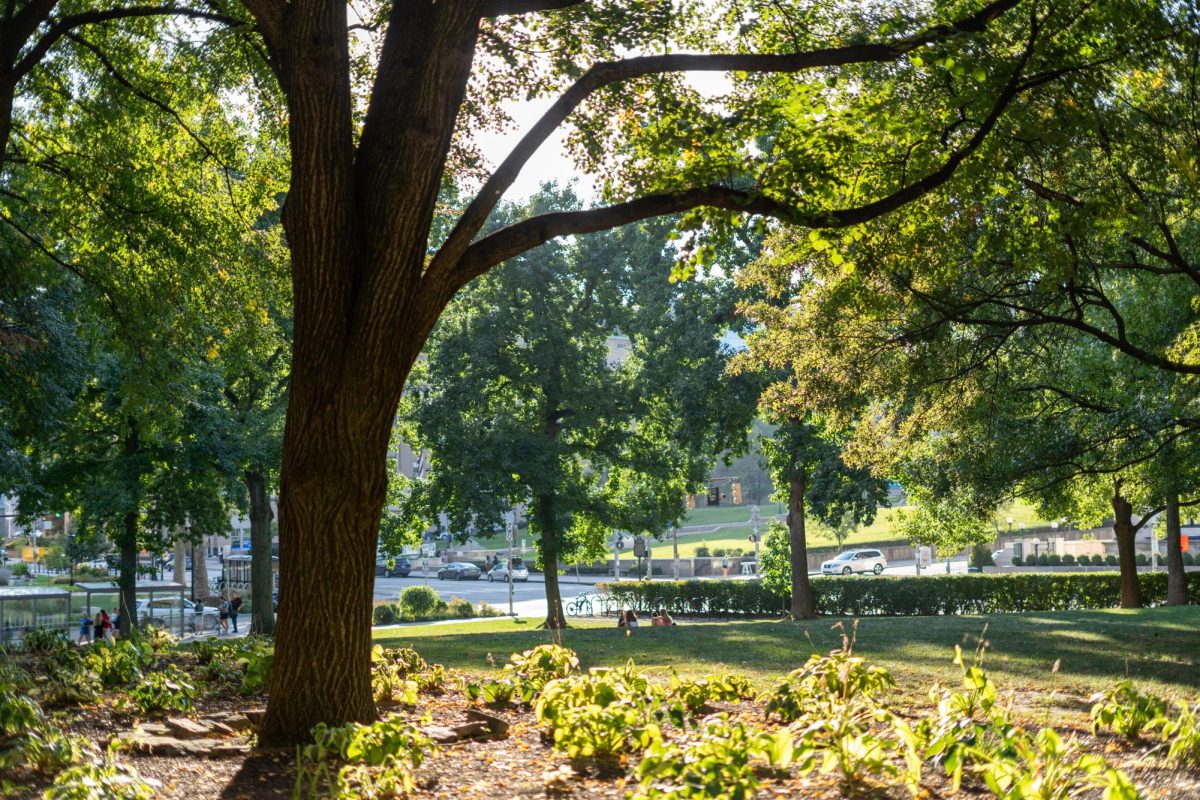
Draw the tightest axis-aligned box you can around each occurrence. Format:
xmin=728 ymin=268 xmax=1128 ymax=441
xmin=374 ymin=607 xmax=1200 ymax=708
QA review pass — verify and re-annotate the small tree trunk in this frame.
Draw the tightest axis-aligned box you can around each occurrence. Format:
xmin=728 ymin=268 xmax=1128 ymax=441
xmin=788 ymin=459 xmax=815 ymax=619
xmin=1165 ymin=488 xmax=1187 ymax=606
xmin=246 ymin=470 xmax=276 ymax=635
xmin=535 ymin=493 xmax=566 ymax=629
xmin=119 ymin=511 xmax=139 ymax=636
xmin=191 ymin=543 xmax=208 ymax=601
xmin=173 ymin=538 xmax=187 ymax=586
xmin=1111 ymin=487 xmax=1142 ymax=609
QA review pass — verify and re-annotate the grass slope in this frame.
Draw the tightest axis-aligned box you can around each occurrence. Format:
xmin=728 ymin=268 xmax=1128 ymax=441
xmin=375 ymin=607 xmax=1200 ymax=702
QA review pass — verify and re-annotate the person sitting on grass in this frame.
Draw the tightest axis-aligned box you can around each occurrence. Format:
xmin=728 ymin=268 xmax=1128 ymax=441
xmin=650 ymin=608 xmax=675 ymax=627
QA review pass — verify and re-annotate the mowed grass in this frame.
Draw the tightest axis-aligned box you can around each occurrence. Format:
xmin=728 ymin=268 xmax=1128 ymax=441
xmin=375 ymin=607 xmax=1200 ymax=707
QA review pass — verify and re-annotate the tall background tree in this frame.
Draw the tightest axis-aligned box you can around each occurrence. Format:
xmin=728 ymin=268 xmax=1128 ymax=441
xmin=401 ymin=192 xmax=758 ymax=627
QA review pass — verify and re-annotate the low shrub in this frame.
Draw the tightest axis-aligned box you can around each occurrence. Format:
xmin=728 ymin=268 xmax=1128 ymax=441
xmin=1011 ymin=555 xmax=1022 ymax=566
xmin=969 ymin=543 xmax=995 ymax=569
xmin=599 ymin=572 xmax=1200 ymax=617
xmin=1062 ymin=554 xmax=1076 ymax=566
xmin=1106 ymin=554 xmax=1119 ymax=566
xmin=711 ymin=548 xmax=726 ymax=558
xmin=1036 ymin=554 xmax=1050 ymax=567
xmin=1136 ymin=553 xmax=1149 ymax=566
xmin=398 ymin=585 xmax=440 ymax=618
xmin=1047 ymin=554 xmax=1062 ymax=567
xmin=694 ymin=546 xmax=711 ymax=558
xmin=447 ymin=596 xmax=474 ymax=618
xmin=373 ymin=603 xmax=400 ymax=625
xmin=1182 ymin=552 xmax=1195 ymax=566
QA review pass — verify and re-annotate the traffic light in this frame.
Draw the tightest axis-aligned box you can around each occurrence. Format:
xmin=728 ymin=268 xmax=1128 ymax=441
xmin=731 ymin=482 xmax=742 ymax=505
xmin=706 ymin=486 xmax=720 ymax=506
xmin=686 ymin=494 xmax=696 ymax=510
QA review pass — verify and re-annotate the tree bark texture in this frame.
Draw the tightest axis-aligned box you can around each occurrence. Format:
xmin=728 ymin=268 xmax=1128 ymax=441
xmin=245 ymin=469 xmax=276 ymax=635
xmin=116 ymin=421 xmax=140 ymax=637
xmin=535 ymin=493 xmax=566 ymax=629
xmin=173 ymin=537 xmax=186 ymax=586
xmin=1111 ymin=488 xmax=1142 ymax=609
xmin=191 ymin=543 xmax=208 ymax=601
xmin=1165 ymin=489 xmax=1188 ymax=606
xmin=788 ymin=459 xmax=815 ymax=619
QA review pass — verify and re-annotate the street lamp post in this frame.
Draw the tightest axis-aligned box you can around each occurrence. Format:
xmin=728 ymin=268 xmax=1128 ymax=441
xmin=751 ymin=506 xmax=760 ymax=569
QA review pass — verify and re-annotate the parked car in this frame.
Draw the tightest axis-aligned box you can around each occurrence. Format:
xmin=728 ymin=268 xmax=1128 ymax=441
xmin=375 ymin=557 xmax=412 ymax=578
xmin=437 ymin=562 xmax=481 ymax=580
xmin=136 ymin=597 xmax=220 ymax=632
xmin=487 ymin=558 xmax=529 ymax=582
xmin=820 ymin=549 xmax=887 ymax=576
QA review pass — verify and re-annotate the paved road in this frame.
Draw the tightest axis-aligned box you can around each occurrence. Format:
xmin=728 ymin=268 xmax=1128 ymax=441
xmin=374 ymin=571 xmax=597 ymax=618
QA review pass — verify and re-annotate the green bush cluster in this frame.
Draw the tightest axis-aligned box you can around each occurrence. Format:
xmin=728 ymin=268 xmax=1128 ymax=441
xmin=373 ymin=592 xmax=504 ymax=625
xmin=600 ymin=572 xmax=1200 ymax=617
xmin=399 ymin=585 xmax=440 ymax=617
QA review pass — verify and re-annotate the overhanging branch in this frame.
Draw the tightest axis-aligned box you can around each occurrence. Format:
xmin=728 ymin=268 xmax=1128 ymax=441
xmin=428 ymin=0 xmax=1025 ymax=277
xmin=483 ymin=0 xmax=583 ymax=16
xmin=449 ymin=30 xmax=1032 ymax=285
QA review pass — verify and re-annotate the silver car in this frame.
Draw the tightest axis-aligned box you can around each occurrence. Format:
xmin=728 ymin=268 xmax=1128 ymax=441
xmin=487 ymin=559 xmax=529 ymax=582
xmin=821 ymin=549 xmax=887 ymax=576
xmin=437 ymin=561 xmax=481 ymax=580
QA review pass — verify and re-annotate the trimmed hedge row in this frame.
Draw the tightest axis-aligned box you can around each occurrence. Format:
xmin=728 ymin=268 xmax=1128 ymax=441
xmin=599 ymin=571 xmax=1200 ymax=617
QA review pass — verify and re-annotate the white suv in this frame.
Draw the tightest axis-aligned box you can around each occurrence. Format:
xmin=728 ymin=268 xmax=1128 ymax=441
xmin=821 ymin=549 xmax=887 ymax=576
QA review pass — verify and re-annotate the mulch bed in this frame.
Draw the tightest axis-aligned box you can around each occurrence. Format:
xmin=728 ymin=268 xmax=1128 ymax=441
xmin=9 ymin=658 xmax=1200 ymax=799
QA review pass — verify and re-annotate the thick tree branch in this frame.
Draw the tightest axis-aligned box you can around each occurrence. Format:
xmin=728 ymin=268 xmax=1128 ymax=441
xmin=450 ymin=34 xmax=1031 ymax=285
xmin=429 ymin=0 xmax=1025 ymax=278
xmin=483 ymin=0 xmax=583 ymax=16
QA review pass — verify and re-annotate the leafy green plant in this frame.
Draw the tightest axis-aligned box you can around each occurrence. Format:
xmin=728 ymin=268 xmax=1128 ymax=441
xmin=236 ymin=638 xmax=275 ymax=696
xmin=294 ymin=717 xmax=435 ymax=799
xmin=631 ymin=715 xmax=811 ymax=800
xmin=127 ymin=665 xmax=195 ymax=714
xmin=666 ymin=672 xmax=757 ymax=722
xmin=977 ymin=727 xmax=1138 ymax=800
xmin=372 ymin=602 xmax=400 ymax=625
xmin=466 ymin=679 xmax=516 ymax=706
xmin=504 ymin=644 xmax=579 ymax=702
xmin=1161 ymin=701 xmax=1200 ymax=767
xmin=45 ymin=757 xmax=157 ymax=800
xmin=143 ymin=626 xmax=177 ymax=654
xmin=765 ymin=650 xmax=895 ymax=725
xmin=534 ymin=663 xmax=664 ymax=760
xmin=20 ymin=628 xmax=72 ymax=656
xmin=398 ymin=585 xmax=440 ymax=618
xmin=84 ymin=640 xmax=150 ymax=688
xmin=1089 ymin=680 xmax=1166 ymax=742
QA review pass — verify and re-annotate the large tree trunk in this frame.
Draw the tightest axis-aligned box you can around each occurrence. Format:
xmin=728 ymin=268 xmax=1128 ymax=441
xmin=788 ymin=459 xmax=815 ymax=619
xmin=1165 ymin=488 xmax=1187 ymax=606
xmin=1111 ymin=486 xmax=1142 ymax=609
xmin=535 ymin=493 xmax=566 ymax=629
xmin=258 ymin=391 xmax=395 ymax=745
xmin=245 ymin=469 xmax=276 ymax=635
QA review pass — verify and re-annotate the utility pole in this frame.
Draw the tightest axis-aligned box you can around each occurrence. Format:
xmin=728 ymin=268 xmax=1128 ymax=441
xmin=506 ymin=512 xmax=515 ymax=617
xmin=671 ymin=524 xmax=678 ymax=580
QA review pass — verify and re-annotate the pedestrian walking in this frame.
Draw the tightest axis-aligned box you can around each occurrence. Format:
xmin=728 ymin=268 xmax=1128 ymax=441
xmin=110 ymin=607 xmax=120 ymax=639
xmin=78 ymin=612 xmax=93 ymax=644
xmin=99 ymin=609 xmax=111 ymax=641
xmin=218 ymin=596 xmax=230 ymax=635
xmin=229 ymin=592 xmax=243 ymax=633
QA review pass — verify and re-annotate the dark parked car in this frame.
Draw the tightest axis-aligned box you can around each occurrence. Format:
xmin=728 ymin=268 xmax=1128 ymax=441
xmin=437 ymin=561 xmax=481 ymax=580
xmin=376 ymin=557 xmax=412 ymax=578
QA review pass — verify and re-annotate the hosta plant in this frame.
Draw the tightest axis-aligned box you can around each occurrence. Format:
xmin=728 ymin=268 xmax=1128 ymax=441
xmin=535 ymin=663 xmax=664 ymax=760
xmin=1089 ymin=680 xmax=1166 ymax=742
xmin=504 ymin=644 xmax=579 ymax=703
xmin=667 ymin=672 xmax=757 ymax=723
xmin=1162 ymin=701 xmax=1200 ymax=767
xmin=127 ymin=666 xmax=195 ymax=714
xmin=294 ymin=717 xmax=435 ymax=799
